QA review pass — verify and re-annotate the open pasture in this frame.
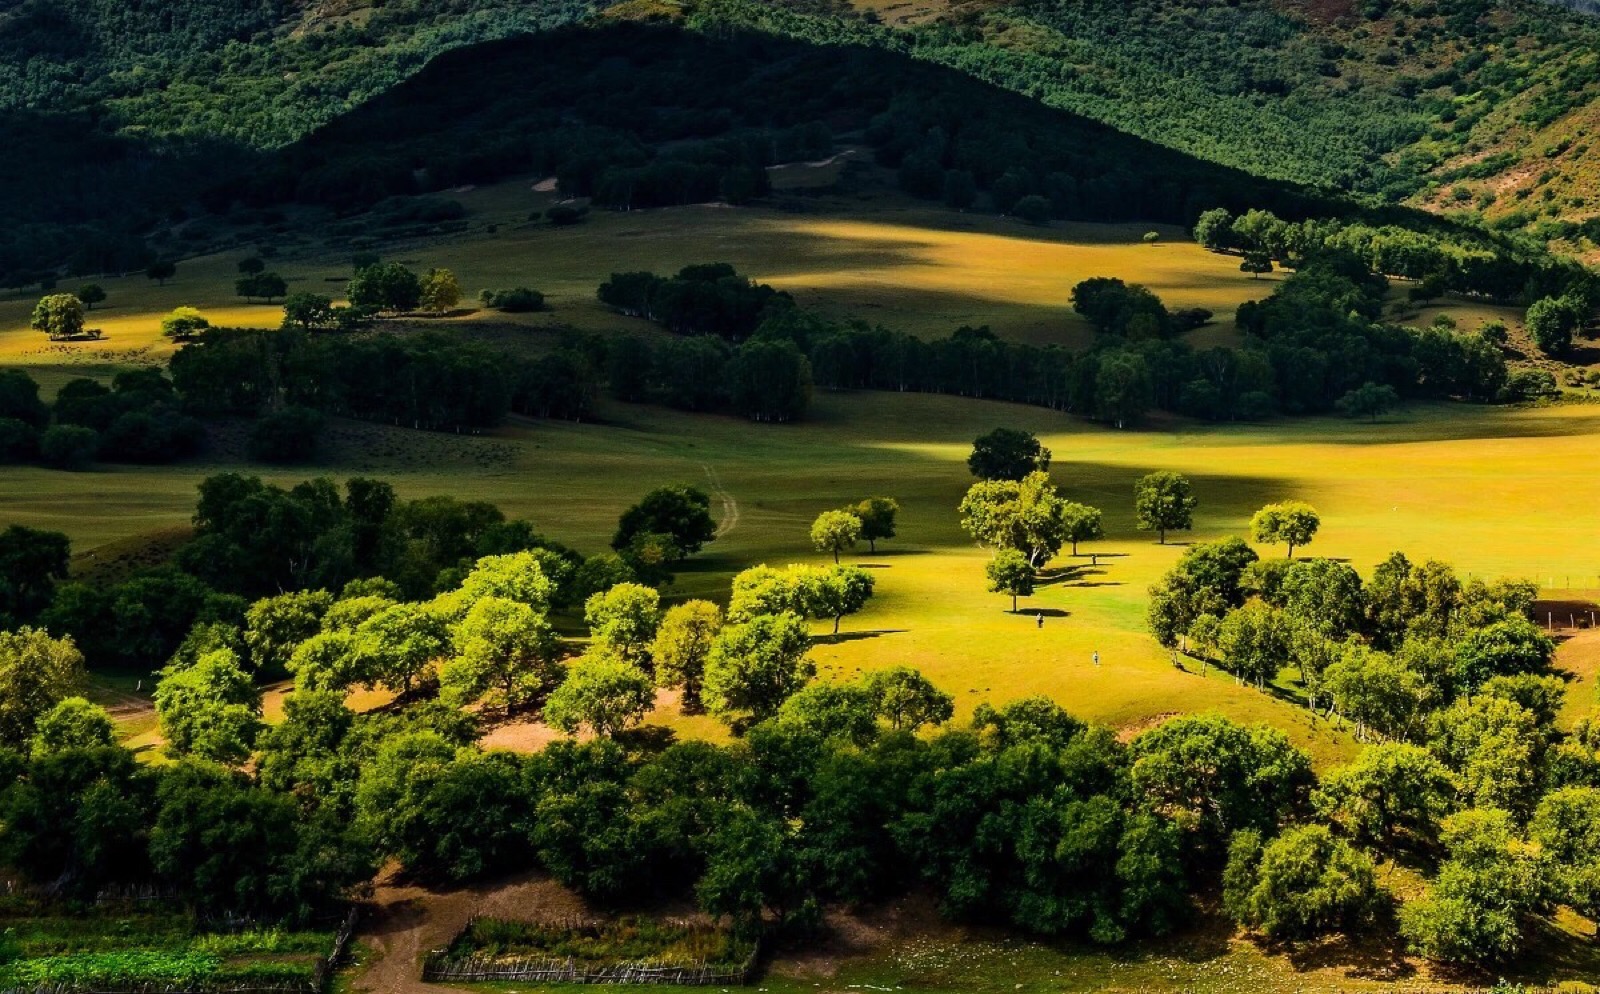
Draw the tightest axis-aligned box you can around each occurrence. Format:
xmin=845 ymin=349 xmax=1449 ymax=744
xmin=7 ymin=391 xmax=1600 ymax=764
xmin=0 ymin=190 xmax=1525 ymax=379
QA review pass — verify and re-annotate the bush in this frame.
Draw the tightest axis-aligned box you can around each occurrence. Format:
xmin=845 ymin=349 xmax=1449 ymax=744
xmin=0 ymin=418 xmax=39 ymax=462
xmin=479 ymin=287 xmax=546 ymax=312
xmin=39 ymin=425 xmax=98 ymax=470
xmin=1499 ymin=369 xmax=1557 ymax=403
xmin=248 ymin=407 xmax=325 ymax=464
xmin=547 ymin=205 xmax=589 ymax=226
xmin=1012 ymin=195 xmax=1052 ymax=225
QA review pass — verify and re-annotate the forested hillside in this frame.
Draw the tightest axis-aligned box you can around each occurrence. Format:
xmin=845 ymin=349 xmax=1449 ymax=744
xmin=5 ymin=0 xmax=1600 ymax=281
xmin=842 ymin=0 xmax=1600 ymax=249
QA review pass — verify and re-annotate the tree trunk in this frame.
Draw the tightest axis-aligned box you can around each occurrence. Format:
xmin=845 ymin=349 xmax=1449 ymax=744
xmin=833 ymin=615 xmax=841 ymax=634
xmin=1011 ymin=593 xmax=1018 ymax=612
xmin=833 ymin=548 xmax=840 ymax=564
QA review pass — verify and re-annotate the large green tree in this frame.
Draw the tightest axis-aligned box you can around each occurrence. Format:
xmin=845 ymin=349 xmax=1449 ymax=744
xmin=1133 ymin=471 xmax=1197 ymax=543
xmin=0 ymin=627 xmax=85 ymax=749
xmin=703 ymin=611 xmax=814 ymax=727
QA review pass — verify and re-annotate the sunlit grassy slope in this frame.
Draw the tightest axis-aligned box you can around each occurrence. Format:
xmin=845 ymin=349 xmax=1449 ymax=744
xmin=0 ymin=188 xmax=1524 ymax=374
xmin=9 ymin=391 xmax=1600 ymax=765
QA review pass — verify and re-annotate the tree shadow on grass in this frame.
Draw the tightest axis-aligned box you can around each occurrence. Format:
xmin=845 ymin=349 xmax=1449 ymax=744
xmin=814 ymin=628 xmax=907 ymax=645
xmin=1279 ymin=902 xmax=1416 ymax=981
xmin=1012 ymin=608 xmax=1069 ymax=618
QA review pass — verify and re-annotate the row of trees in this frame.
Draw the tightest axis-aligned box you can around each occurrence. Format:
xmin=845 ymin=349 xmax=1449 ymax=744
xmin=595 ymin=256 xmax=1529 ymax=430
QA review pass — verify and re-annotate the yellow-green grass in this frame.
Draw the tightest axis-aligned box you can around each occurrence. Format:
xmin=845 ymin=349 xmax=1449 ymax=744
xmin=13 ymin=391 xmax=1600 ymax=766
xmin=0 ymin=185 xmax=1529 ymax=378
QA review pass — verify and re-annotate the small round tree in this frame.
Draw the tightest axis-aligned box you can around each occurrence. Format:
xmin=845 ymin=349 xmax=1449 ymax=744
xmin=1133 ymin=471 xmax=1197 ymax=543
xmin=810 ymin=509 xmax=862 ymax=563
xmin=986 ymin=549 xmax=1036 ymax=612
xmin=1250 ymin=501 xmax=1320 ymax=558
xmin=1060 ymin=501 xmax=1104 ymax=555
xmin=31 ymin=294 xmax=85 ymax=341
xmin=543 ymin=646 xmax=654 ymax=737
xmin=160 ymin=306 xmax=210 ymax=342
xmin=76 ymin=284 xmax=106 ymax=310
xmin=146 ymin=260 xmax=176 ymax=286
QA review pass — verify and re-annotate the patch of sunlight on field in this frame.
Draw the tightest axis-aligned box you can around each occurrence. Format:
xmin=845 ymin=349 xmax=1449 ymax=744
xmin=21 ymin=393 xmax=1600 ymax=767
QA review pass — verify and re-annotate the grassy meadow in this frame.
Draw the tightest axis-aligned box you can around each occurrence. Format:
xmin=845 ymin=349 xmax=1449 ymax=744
xmin=0 ymin=183 xmax=1583 ymax=765
xmin=8 ymin=389 xmax=1600 ymax=765
xmin=0 ymin=174 xmax=1529 ymax=383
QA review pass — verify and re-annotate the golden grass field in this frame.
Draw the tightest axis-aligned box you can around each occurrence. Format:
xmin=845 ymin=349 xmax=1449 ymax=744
xmin=6 ymin=188 xmax=1599 ymax=993
xmin=9 ymin=389 xmax=1600 ymax=766
xmin=0 ymin=179 xmax=1528 ymax=378
xmin=0 ymin=190 xmax=1587 ymax=768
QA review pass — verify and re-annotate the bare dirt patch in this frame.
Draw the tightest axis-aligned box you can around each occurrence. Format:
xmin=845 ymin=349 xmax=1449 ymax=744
xmin=355 ymin=868 xmax=593 ymax=994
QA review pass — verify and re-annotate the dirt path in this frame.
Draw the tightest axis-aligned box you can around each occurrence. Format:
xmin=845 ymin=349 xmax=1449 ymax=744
xmin=354 ymin=869 xmax=590 ymax=994
xmin=701 ymin=462 xmax=739 ymax=538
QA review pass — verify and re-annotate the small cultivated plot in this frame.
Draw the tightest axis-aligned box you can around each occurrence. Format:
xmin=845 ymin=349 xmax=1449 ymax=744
xmin=0 ymin=903 xmax=335 ymax=992
xmin=434 ymin=916 xmax=754 ymax=976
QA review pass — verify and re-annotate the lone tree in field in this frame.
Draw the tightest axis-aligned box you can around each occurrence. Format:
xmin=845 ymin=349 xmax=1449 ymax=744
xmin=420 ymin=268 xmax=462 ymax=313
xmin=146 ymin=260 xmax=176 ymax=286
xmin=1251 ymin=501 xmax=1321 ymax=558
xmin=347 ymin=262 xmax=422 ymax=314
xmin=959 ymin=471 xmax=1070 ymax=567
xmin=814 ymin=565 xmax=875 ymax=634
xmin=1134 ymin=471 xmax=1197 ymax=543
xmin=1061 ymin=501 xmax=1104 ymax=555
xmin=160 ymin=306 xmax=210 ymax=342
xmin=968 ymin=427 xmax=1051 ymax=480
xmin=236 ymin=272 xmax=288 ymax=303
xmin=613 ymin=485 xmax=718 ymax=562
xmin=76 ymin=284 xmax=105 ymax=310
xmin=853 ymin=496 xmax=899 ymax=553
xmin=1525 ymin=294 xmax=1586 ymax=356
xmin=811 ymin=509 xmax=862 ymax=563
xmin=1240 ymin=252 xmax=1273 ymax=280
xmin=31 ymin=294 xmax=84 ymax=341
xmin=986 ymin=549 xmax=1036 ymax=613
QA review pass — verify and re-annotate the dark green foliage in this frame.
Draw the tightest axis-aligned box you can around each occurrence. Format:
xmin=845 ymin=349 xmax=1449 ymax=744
xmin=0 ymin=370 xmax=49 ymax=427
xmin=171 ymin=327 xmax=596 ymax=428
xmin=1128 ymin=714 xmax=1313 ymax=849
xmin=0 ymin=526 xmax=70 ymax=630
xmin=598 ymin=264 xmax=790 ymax=340
xmin=967 ymin=428 xmax=1051 ymax=481
xmin=479 ymin=287 xmax=546 ymax=312
xmin=247 ymin=407 xmax=325 ymax=465
xmin=38 ymin=425 xmax=98 ymax=470
xmin=612 ymin=486 xmax=718 ymax=562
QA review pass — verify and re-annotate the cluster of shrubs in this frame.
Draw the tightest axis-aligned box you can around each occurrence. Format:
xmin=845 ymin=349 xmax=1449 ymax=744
xmin=0 ymin=369 xmax=203 ymax=471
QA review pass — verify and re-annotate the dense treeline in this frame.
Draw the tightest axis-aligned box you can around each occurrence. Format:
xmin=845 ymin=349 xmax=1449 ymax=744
xmin=170 ymin=325 xmax=597 ymax=430
xmin=600 ymin=257 xmax=1534 ymax=427
xmin=1141 ymin=529 xmax=1600 ymax=962
xmin=1195 ymin=207 xmax=1596 ymax=305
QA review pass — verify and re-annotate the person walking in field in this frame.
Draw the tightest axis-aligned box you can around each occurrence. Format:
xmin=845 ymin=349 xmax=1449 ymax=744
xmin=1036 ymin=612 xmax=1044 ymax=629
xmin=1093 ymin=650 xmax=1100 ymax=667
